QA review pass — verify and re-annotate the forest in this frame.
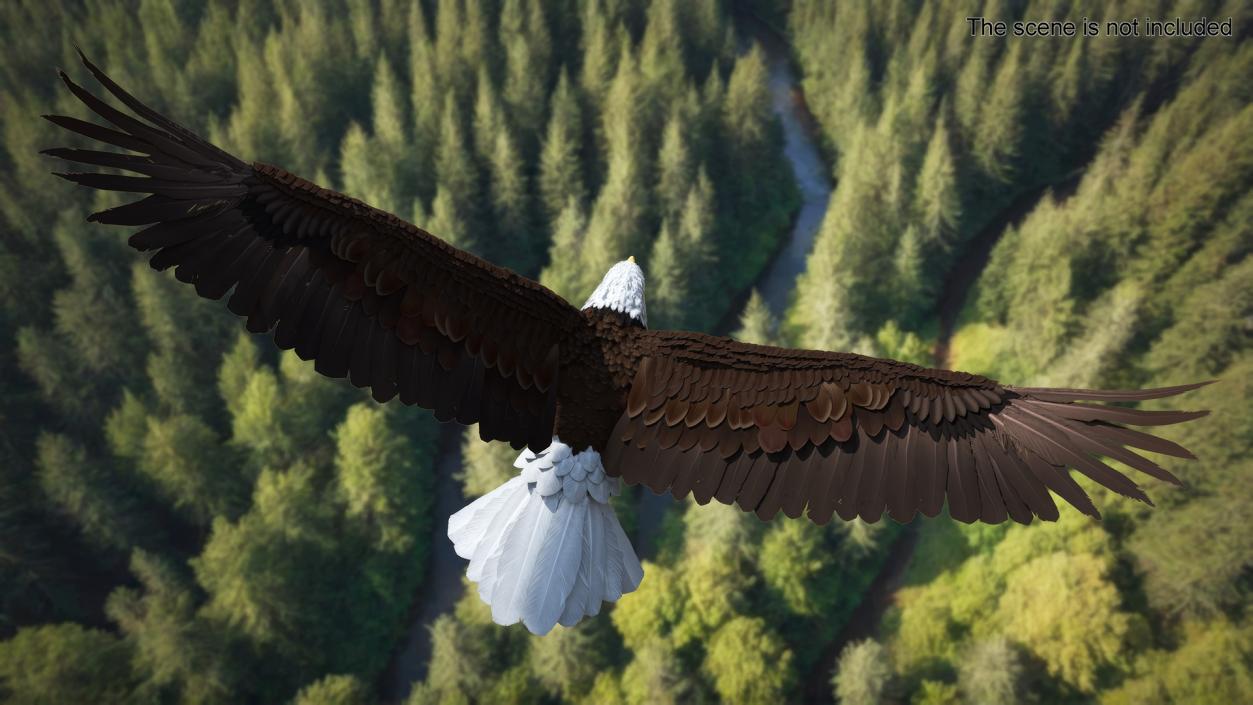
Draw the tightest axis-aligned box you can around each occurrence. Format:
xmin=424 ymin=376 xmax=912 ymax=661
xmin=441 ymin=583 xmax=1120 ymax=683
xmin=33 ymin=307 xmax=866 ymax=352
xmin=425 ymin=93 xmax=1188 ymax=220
xmin=0 ymin=0 xmax=1248 ymax=704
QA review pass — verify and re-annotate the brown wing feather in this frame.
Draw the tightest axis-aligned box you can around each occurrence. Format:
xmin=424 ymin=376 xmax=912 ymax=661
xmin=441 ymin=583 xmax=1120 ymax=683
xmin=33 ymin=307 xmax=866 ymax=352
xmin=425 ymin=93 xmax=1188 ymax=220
xmin=45 ymin=54 xmax=581 ymax=451
xmin=608 ymin=330 xmax=1210 ymax=525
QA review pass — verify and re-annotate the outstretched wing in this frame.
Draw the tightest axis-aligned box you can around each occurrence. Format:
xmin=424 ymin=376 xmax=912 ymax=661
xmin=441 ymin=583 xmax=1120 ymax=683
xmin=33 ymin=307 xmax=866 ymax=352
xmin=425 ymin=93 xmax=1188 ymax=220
xmin=43 ymin=53 xmax=581 ymax=451
xmin=605 ymin=330 xmax=1209 ymax=525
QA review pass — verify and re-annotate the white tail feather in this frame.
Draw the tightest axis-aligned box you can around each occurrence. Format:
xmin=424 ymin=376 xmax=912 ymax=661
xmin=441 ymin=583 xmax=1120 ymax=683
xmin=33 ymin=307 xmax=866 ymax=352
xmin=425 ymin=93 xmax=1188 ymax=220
xmin=447 ymin=439 xmax=644 ymax=635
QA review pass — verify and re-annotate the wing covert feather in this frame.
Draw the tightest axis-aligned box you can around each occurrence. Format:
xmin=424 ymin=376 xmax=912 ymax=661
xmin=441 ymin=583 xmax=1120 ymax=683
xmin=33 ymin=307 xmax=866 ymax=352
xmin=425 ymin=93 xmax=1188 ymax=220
xmin=606 ymin=330 xmax=1209 ymax=525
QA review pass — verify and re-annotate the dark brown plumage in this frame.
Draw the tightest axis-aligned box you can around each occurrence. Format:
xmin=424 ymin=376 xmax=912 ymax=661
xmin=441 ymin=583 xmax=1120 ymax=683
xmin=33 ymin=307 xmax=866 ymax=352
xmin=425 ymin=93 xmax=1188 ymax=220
xmin=45 ymin=54 xmax=1211 ymax=531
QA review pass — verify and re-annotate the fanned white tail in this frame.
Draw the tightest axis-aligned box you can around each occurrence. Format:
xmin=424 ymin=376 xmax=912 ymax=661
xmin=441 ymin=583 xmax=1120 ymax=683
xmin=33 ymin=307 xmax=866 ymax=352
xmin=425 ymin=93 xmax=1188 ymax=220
xmin=448 ymin=439 xmax=644 ymax=635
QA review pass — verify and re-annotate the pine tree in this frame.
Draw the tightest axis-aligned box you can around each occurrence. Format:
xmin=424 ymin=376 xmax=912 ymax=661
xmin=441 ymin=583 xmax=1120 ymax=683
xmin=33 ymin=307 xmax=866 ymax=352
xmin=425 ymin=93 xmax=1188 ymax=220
xmin=428 ymin=185 xmax=472 ymax=252
xmin=408 ymin=2 xmax=441 ymax=201
xmin=433 ymin=0 xmax=470 ymax=103
xmin=656 ymin=109 xmax=695 ymax=226
xmin=646 ymin=221 xmax=686 ymax=330
xmin=538 ymin=69 xmax=587 ymax=224
xmin=334 ymin=403 xmax=426 ymax=554
xmin=488 ymin=128 xmax=538 ymax=273
xmin=959 ymin=637 xmax=1023 ymax=705
xmin=676 ymin=168 xmax=718 ymax=327
xmin=35 ymin=433 xmax=155 ymax=553
xmin=539 ymin=198 xmax=590 ymax=302
xmin=915 ymin=112 xmax=961 ymax=247
xmin=581 ymin=45 xmax=653 ymax=279
xmin=230 ymin=368 xmax=294 ymax=468
xmin=833 ymin=639 xmax=892 ymax=705
xmin=974 ymin=42 xmax=1027 ymax=182
xmin=734 ymin=290 xmax=778 ymax=346
xmin=639 ymin=0 xmax=687 ymax=106
xmin=473 ymin=65 xmax=507 ymax=165
xmin=528 ymin=624 xmax=607 ymax=700
xmin=105 ymin=550 xmax=238 ymax=703
xmin=140 ymin=415 xmax=245 ymax=525
xmin=723 ymin=44 xmax=772 ymax=167
xmin=0 ymin=623 xmax=137 ymax=705
xmin=500 ymin=0 xmax=552 ymax=146
xmin=578 ymin=1 xmax=619 ymax=104
xmin=372 ymin=55 xmax=416 ymax=213
xmin=434 ymin=92 xmax=481 ymax=249
xmin=292 ymin=675 xmax=372 ymax=705
xmin=703 ymin=617 xmax=795 ymax=705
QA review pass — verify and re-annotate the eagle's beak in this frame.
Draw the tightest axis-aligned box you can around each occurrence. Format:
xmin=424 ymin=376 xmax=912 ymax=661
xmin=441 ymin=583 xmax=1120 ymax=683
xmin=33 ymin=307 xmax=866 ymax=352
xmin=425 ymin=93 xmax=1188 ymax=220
xmin=627 ymin=255 xmax=636 ymax=264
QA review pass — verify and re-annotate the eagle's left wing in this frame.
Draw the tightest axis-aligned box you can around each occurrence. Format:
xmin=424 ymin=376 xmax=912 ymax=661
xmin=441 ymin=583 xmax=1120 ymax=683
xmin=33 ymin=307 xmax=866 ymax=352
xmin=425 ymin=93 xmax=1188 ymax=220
xmin=606 ymin=330 xmax=1209 ymax=525
xmin=42 ymin=53 xmax=584 ymax=451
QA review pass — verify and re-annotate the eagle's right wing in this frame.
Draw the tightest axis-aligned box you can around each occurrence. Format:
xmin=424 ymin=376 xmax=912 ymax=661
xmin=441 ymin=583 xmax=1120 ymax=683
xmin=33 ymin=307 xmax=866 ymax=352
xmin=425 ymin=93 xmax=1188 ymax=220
xmin=607 ymin=330 xmax=1209 ymax=525
xmin=44 ymin=52 xmax=582 ymax=451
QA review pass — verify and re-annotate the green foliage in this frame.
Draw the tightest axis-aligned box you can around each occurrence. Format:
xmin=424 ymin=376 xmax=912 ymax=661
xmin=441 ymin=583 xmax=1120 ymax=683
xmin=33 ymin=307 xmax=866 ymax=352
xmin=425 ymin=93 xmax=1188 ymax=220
xmin=458 ymin=427 xmax=521 ymax=498
xmin=0 ymin=623 xmax=137 ymax=705
xmin=529 ymin=624 xmax=606 ymax=701
xmin=958 ymin=637 xmax=1023 ymax=705
xmin=913 ymin=679 xmax=959 ymax=705
xmin=3 ymin=2 xmax=1247 ymax=705
xmin=291 ymin=674 xmax=372 ymax=705
xmin=334 ymin=403 xmax=428 ymax=554
xmin=141 ymin=414 xmax=245 ymax=524
xmin=703 ymin=616 xmax=794 ymax=705
xmin=106 ymin=550 xmax=239 ymax=704
xmin=620 ymin=640 xmax=694 ymax=705
xmin=834 ymin=638 xmax=893 ymax=705
xmin=1101 ymin=617 xmax=1252 ymax=705
xmin=539 ymin=70 xmax=588 ymax=224
xmin=733 ymin=289 xmax=779 ymax=346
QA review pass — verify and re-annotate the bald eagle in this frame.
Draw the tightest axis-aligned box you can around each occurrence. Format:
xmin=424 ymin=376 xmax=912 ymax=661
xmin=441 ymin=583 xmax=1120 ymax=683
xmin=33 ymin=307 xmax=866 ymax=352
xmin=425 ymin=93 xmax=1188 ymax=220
xmin=44 ymin=55 xmax=1209 ymax=635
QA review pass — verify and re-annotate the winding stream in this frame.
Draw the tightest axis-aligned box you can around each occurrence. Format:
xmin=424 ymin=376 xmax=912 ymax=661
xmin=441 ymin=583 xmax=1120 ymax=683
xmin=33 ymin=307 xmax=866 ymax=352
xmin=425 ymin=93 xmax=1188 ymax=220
xmin=634 ymin=14 xmax=834 ymax=559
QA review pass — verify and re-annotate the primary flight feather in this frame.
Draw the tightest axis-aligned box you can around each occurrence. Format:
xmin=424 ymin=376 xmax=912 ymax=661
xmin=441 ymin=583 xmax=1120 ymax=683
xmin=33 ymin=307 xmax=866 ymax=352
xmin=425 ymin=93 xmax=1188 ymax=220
xmin=44 ymin=54 xmax=1209 ymax=635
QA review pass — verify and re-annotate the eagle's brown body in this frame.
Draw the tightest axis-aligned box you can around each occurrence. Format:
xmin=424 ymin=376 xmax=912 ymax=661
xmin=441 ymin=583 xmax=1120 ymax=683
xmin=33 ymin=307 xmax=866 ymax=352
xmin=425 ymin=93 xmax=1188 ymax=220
xmin=45 ymin=53 xmax=1210 ymax=531
xmin=555 ymin=308 xmax=643 ymax=451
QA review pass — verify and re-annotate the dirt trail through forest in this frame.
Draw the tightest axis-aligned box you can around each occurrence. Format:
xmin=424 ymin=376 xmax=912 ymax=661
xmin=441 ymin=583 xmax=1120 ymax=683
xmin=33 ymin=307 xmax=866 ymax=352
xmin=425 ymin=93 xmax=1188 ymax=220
xmin=380 ymin=427 xmax=466 ymax=701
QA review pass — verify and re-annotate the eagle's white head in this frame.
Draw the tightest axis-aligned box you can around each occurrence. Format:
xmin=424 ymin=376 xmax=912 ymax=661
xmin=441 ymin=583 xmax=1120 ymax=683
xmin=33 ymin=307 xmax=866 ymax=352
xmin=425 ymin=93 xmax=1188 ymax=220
xmin=582 ymin=256 xmax=647 ymax=327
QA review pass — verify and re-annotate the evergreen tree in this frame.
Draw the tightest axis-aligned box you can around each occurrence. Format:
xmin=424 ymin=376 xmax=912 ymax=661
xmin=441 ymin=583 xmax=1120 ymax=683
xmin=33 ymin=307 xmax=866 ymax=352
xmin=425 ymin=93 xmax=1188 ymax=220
xmin=646 ymin=221 xmax=687 ymax=329
xmin=581 ymin=46 xmax=653 ymax=284
xmin=473 ymin=65 xmax=507 ymax=166
xmin=973 ymin=42 xmax=1027 ymax=182
xmin=499 ymin=0 xmax=552 ymax=147
xmin=656 ymin=108 xmax=695 ymax=226
xmin=958 ymin=637 xmax=1023 ymax=705
xmin=619 ymin=640 xmax=692 ymax=705
xmin=539 ymin=198 xmax=590 ymax=303
xmin=703 ymin=617 xmax=795 ymax=705
xmin=914 ymin=113 xmax=961 ymax=248
xmin=35 ymin=433 xmax=154 ymax=553
xmin=106 ymin=550 xmax=239 ymax=703
xmin=408 ymin=1 xmax=440 ymax=201
xmin=639 ymin=0 xmax=686 ymax=106
xmin=833 ymin=639 xmax=892 ymax=705
xmin=434 ymin=93 xmax=481 ymax=250
xmin=528 ymin=624 xmax=606 ymax=700
xmin=538 ymin=69 xmax=587 ymax=224
xmin=292 ymin=675 xmax=372 ymax=705
xmin=458 ymin=427 xmax=519 ymax=498
xmin=0 ymin=623 xmax=137 ymax=705
xmin=334 ymin=403 xmax=426 ymax=554
xmin=733 ymin=289 xmax=778 ymax=346
xmin=578 ymin=1 xmax=620 ymax=104
xmin=488 ymin=126 xmax=539 ymax=274
xmin=140 ymin=414 xmax=245 ymax=525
